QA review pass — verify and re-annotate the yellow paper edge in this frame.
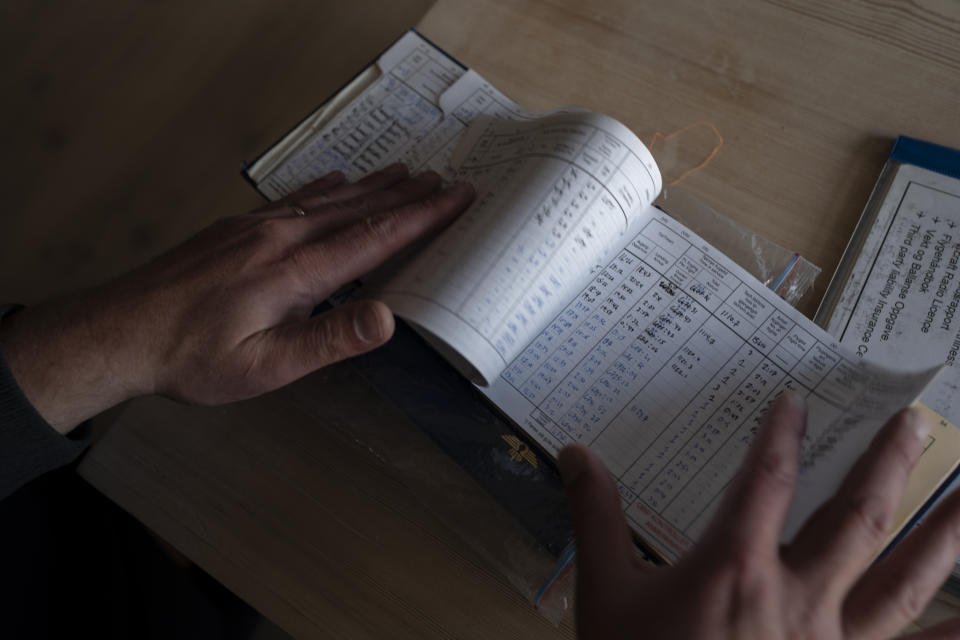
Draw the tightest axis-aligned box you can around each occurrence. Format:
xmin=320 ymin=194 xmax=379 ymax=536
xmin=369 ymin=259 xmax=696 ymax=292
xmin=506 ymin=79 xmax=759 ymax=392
xmin=887 ymin=402 xmax=960 ymax=547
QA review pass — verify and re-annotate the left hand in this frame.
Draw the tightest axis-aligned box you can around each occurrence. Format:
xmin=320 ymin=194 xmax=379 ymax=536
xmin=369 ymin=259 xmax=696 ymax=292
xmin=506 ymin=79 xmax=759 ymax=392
xmin=0 ymin=164 xmax=474 ymax=433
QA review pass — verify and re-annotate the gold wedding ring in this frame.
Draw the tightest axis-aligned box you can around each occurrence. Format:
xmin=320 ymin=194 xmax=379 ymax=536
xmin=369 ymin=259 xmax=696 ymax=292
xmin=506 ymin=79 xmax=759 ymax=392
xmin=289 ymin=202 xmax=307 ymax=217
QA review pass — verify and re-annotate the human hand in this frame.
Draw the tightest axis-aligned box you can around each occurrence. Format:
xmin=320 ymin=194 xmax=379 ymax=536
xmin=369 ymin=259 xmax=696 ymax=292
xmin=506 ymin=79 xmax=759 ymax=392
xmin=558 ymin=393 xmax=960 ymax=639
xmin=0 ymin=164 xmax=474 ymax=433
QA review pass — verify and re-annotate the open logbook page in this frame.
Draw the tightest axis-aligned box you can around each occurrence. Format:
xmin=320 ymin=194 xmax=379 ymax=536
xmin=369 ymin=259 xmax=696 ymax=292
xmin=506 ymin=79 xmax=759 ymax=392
xmin=375 ymin=112 xmax=662 ymax=384
xmin=247 ymin=30 xmax=960 ymax=569
xmin=480 ymin=205 xmax=952 ymax=561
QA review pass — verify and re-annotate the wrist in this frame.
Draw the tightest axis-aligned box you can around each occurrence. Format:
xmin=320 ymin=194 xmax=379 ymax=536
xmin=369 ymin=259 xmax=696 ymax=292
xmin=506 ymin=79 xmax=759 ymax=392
xmin=0 ymin=291 xmax=154 ymax=433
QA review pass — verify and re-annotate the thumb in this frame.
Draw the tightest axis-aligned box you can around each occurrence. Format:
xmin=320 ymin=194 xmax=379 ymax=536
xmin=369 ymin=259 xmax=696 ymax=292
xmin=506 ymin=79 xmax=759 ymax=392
xmin=258 ymin=300 xmax=395 ymax=387
xmin=558 ymin=445 xmax=636 ymax=594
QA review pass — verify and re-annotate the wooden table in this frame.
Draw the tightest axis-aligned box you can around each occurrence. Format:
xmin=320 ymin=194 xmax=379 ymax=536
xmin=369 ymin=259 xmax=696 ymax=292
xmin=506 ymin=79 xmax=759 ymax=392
xmin=68 ymin=0 xmax=960 ymax=637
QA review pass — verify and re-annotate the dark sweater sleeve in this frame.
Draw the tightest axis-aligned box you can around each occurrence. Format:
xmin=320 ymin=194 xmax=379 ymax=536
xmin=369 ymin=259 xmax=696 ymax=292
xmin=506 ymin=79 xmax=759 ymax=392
xmin=0 ymin=304 xmax=89 ymax=501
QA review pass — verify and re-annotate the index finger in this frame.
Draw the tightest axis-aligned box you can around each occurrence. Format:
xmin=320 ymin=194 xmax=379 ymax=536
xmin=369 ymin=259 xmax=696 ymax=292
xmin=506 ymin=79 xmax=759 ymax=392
xmin=784 ymin=407 xmax=930 ymax=595
xmin=702 ymin=391 xmax=807 ymax=557
xmin=249 ymin=163 xmax=410 ymax=217
xmin=558 ymin=445 xmax=638 ymax=594
xmin=294 ymin=162 xmax=409 ymax=209
xmin=293 ymin=181 xmax=475 ymax=298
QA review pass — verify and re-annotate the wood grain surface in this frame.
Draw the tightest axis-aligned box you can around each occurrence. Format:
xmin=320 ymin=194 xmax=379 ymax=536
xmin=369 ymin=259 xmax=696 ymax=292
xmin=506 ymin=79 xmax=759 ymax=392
xmin=80 ymin=365 xmax=574 ymax=639
xmin=0 ymin=0 xmax=433 ymax=302
xmin=419 ymin=0 xmax=960 ymax=317
xmin=4 ymin=0 xmax=960 ymax=637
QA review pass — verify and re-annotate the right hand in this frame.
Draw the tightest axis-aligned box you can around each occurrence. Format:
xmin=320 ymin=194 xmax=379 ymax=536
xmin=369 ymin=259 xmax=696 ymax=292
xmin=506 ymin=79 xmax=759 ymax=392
xmin=558 ymin=393 xmax=960 ymax=639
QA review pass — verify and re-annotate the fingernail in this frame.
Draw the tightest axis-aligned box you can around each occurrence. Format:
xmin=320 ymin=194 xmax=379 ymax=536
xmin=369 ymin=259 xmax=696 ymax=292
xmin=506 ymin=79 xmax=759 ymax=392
xmin=449 ymin=181 xmax=475 ymax=197
xmin=414 ymin=170 xmax=441 ymax=182
xmin=354 ymin=304 xmax=384 ymax=344
xmin=906 ymin=407 xmax=931 ymax=442
xmin=782 ymin=390 xmax=806 ymax=412
xmin=321 ymin=169 xmax=345 ymax=181
xmin=383 ymin=162 xmax=408 ymax=175
xmin=557 ymin=445 xmax=586 ymax=486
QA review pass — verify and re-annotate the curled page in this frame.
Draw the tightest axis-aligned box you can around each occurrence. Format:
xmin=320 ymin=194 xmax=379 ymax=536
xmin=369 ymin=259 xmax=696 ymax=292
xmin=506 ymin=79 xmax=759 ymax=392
xmin=375 ymin=112 xmax=663 ymax=385
xmin=824 ymin=160 xmax=960 ymax=428
xmin=480 ymin=205 xmax=950 ymax=561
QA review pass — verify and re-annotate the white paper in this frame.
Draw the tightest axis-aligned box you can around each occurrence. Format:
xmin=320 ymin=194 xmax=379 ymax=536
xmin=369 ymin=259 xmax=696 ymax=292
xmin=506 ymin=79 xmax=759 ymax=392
xmin=480 ymin=207 xmax=939 ymax=561
xmin=826 ymin=163 xmax=960 ymax=426
xmin=255 ymin=34 xmax=537 ymax=198
xmin=251 ymin=33 xmax=942 ymax=563
xmin=376 ymin=112 xmax=662 ymax=384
